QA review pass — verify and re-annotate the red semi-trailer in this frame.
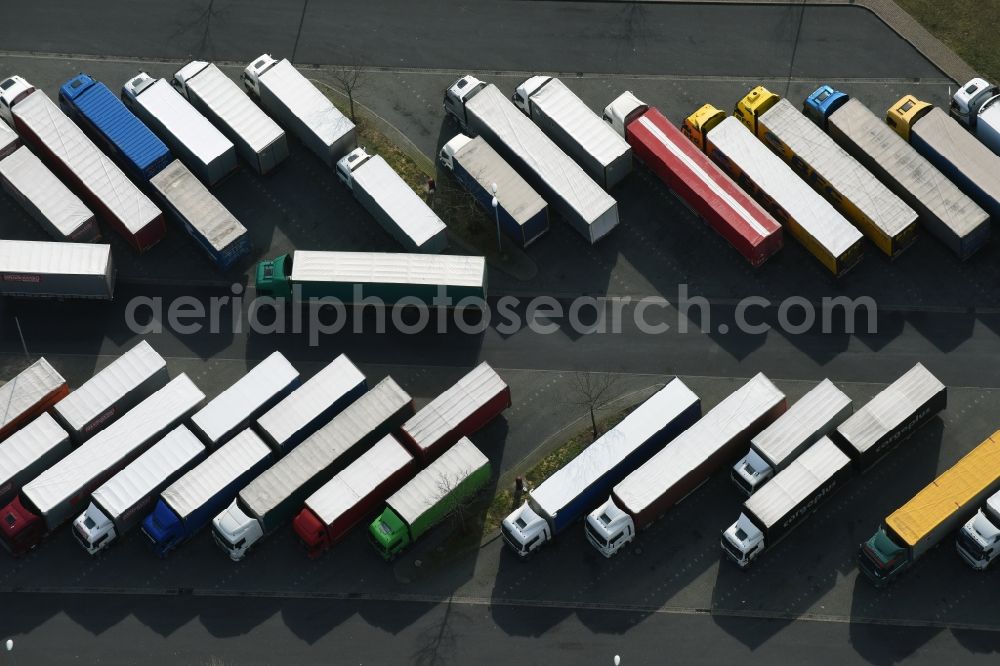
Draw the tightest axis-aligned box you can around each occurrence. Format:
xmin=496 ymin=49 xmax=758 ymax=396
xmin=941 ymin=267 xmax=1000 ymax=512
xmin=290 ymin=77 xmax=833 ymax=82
xmin=399 ymin=362 xmax=510 ymax=464
xmin=603 ymin=91 xmax=783 ymax=266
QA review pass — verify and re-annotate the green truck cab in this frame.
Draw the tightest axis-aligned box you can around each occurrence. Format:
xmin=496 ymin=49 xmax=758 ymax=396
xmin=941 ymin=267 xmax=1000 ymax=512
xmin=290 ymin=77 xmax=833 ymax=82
xmin=368 ymin=437 xmax=491 ymax=561
xmin=254 ymin=254 xmax=292 ymax=299
xmin=858 ymin=528 xmax=908 ymax=587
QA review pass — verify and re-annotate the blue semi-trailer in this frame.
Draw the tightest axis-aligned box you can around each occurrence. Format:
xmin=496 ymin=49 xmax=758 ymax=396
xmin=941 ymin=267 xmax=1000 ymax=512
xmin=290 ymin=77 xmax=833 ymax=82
xmin=140 ymin=429 xmax=272 ymax=557
xmin=500 ymin=379 xmax=701 ymax=556
xmin=58 ymin=73 xmax=173 ymax=181
xmin=438 ymin=134 xmax=549 ymax=248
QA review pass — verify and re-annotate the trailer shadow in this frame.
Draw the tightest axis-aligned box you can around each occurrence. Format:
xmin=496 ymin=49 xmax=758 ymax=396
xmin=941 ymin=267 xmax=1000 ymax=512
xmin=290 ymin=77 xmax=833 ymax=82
xmin=708 ymin=412 xmax=946 ymax=653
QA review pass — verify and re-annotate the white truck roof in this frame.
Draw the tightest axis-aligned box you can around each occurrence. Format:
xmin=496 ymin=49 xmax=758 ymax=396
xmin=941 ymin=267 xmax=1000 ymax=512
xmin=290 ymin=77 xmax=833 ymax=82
xmin=387 ymin=437 xmax=488 ymax=525
xmin=614 ymin=374 xmax=785 ymax=515
xmin=750 ymin=379 xmax=851 ymax=467
xmin=12 ymin=90 xmax=160 ymax=235
xmin=708 ymin=117 xmax=862 ymax=257
xmin=0 ymin=119 xmax=17 ymax=156
xmin=761 ymin=99 xmax=916 ymax=238
xmin=836 ymin=363 xmax=944 ymax=455
xmin=0 ymin=413 xmax=68 ymax=488
xmin=531 ymin=379 xmax=698 ymax=516
xmin=0 ymin=239 xmax=111 ymax=277
xmin=468 ymin=84 xmax=615 ymax=226
xmin=239 ymin=377 xmax=411 ymax=518
xmin=831 ymin=99 xmax=986 ymax=240
xmin=24 ymin=374 xmax=205 ymax=515
xmin=401 ymin=362 xmax=507 ymax=454
xmin=256 ymin=355 xmax=365 ymax=447
xmin=744 ymin=436 xmax=850 ymax=529
xmin=306 ymin=435 xmax=414 ymax=525
xmin=161 ymin=429 xmax=270 ymax=521
xmin=179 ymin=62 xmax=284 ymax=152
xmin=290 ymin=251 xmax=485 ymax=288
xmin=262 ymin=59 xmax=354 ymax=148
xmin=91 ymin=425 xmax=205 ymax=520
xmin=351 ymin=152 xmax=446 ymax=249
xmin=526 ymin=77 xmax=631 ymax=168
xmin=0 ymin=358 xmax=66 ymax=432
xmin=149 ymin=160 xmax=247 ymax=252
xmin=191 ymin=352 xmax=299 ymax=445
xmin=0 ymin=146 xmax=94 ymax=239
xmin=450 ymin=136 xmax=546 ymax=225
xmin=53 ymin=340 xmax=166 ymax=432
xmin=134 ymin=78 xmax=233 ymax=165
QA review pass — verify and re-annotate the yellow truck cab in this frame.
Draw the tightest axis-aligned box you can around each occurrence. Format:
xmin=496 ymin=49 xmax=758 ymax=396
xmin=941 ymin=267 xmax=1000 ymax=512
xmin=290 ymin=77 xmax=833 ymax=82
xmin=734 ymin=86 xmax=781 ymax=137
xmin=681 ymin=103 xmax=727 ymax=151
xmin=885 ymin=95 xmax=932 ymax=142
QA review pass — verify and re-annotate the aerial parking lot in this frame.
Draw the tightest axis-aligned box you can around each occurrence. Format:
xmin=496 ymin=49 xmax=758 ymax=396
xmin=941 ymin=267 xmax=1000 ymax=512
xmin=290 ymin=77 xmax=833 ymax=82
xmin=2 ymin=1 xmax=1000 ymax=664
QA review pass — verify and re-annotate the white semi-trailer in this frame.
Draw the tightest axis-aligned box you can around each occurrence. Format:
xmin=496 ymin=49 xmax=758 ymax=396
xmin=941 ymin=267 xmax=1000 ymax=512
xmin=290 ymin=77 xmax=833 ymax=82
xmin=444 ymin=75 xmax=619 ymax=244
xmin=173 ymin=61 xmax=288 ymax=175
xmin=242 ymin=54 xmax=356 ymax=167
xmin=512 ymin=76 xmax=632 ymax=189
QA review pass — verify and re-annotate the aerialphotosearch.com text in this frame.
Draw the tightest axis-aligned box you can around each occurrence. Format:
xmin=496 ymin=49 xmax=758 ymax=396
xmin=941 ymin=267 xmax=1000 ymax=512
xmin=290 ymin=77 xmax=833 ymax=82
xmin=123 ymin=284 xmax=879 ymax=346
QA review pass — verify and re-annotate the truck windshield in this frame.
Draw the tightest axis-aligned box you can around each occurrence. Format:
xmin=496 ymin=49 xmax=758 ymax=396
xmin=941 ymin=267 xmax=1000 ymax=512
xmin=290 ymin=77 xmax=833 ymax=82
xmin=584 ymin=521 xmax=609 ymax=547
xmin=864 ymin=531 xmax=904 ymax=567
xmin=500 ymin=523 xmax=524 ymax=551
xmin=957 ymin=530 xmax=987 ymax=559
xmin=721 ymin=535 xmax=745 ymax=561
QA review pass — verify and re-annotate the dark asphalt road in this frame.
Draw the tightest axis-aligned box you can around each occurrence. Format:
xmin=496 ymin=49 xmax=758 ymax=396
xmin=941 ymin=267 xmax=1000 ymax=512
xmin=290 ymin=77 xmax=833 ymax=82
xmin=2 ymin=592 xmax=999 ymax=666
xmin=2 ymin=284 xmax=998 ymax=389
xmin=3 ymin=2 xmax=939 ymax=79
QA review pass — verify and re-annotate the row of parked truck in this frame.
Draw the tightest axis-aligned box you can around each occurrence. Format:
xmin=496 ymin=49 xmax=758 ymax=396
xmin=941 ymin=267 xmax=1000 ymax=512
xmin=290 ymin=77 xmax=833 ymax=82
xmin=0 ymin=344 xmax=511 ymax=561
xmin=499 ymin=360 xmax=1000 ymax=585
xmin=439 ymin=72 xmax=1000 ymax=276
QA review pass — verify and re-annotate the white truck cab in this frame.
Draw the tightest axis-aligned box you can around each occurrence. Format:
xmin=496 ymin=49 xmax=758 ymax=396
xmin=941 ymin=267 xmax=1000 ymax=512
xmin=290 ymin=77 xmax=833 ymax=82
xmin=438 ymin=134 xmax=473 ymax=171
xmin=951 ymin=77 xmax=1000 ymax=155
xmin=731 ymin=449 xmax=775 ymax=496
xmin=336 ymin=146 xmax=372 ymax=188
xmin=511 ymin=75 xmax=551 ymax=115
xmin=500 ymin=501 xmax=551 ymax=557
xmin=443 ymin=75 xmax=487 ymax=130
xmin=0 ymin=75 xmax=35 ymax=126
xmin=584 ymin=499 xmax=634 ymax=557
xmin=71 ymin=503 xmax=117 ymax=555
xmin=956 ymin=492 xmax=1000 ymax=570
xmin=211 ymin=498 xmax=262 ymax=562
xmin=602 ymin=91 xmax=647 ymax=139
xmin=171 ymin=60 xmax=210 ymax=98
xmin=721 ymin=513 xmax=764 ymax=568
xmin=241 ymin=53 xmax=278 ymax=99
xmin=120 ymin=72 xmax=157 ymax=108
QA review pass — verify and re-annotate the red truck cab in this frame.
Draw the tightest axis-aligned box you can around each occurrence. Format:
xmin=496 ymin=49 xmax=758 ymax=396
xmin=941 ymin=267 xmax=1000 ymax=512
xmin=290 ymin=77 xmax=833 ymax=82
xmin=0 ymin=496 xmax=44 ymax=556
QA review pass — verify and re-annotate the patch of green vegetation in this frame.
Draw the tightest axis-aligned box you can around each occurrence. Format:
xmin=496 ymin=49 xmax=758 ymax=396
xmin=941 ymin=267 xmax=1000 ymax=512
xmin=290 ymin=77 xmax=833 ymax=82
xmin=896 ymin=0 xmax=1000 ymax=83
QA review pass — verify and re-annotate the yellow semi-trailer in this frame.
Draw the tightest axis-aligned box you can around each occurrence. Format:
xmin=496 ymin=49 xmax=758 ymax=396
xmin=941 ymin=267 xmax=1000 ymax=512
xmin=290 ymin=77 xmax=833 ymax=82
xmin=735 ymin=86 xmax=918 ymax=258
xmin=684 ymin=105 xmax=862 ymax=275
xmin=859 ymin=431 xmax=1000 ymax=587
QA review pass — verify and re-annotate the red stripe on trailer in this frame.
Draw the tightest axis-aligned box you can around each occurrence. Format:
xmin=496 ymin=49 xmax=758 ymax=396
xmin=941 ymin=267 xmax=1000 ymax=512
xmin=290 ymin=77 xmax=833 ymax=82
xmin=626 ymin=107 xmax=782 ymax=266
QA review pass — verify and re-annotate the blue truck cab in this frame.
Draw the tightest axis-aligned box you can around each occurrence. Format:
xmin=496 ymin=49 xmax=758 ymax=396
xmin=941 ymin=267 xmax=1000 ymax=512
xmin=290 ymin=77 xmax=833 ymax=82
xmin=59 ymin=73 xmax=172 ymax=181
xmin=803 ymin=85 xmax=849 ymax=129
xmin=140 ymin=430 xmax=274 ymax=557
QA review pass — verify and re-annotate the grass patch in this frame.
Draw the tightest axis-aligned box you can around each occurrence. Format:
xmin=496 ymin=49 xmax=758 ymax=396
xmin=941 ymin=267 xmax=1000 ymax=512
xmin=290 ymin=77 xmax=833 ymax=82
xmin=896 ymin=0 xmax=1000 ymax=84
xmin=319 ymin=87 xmax=510 ymax=256
xmin=422 ymin=403 xmax=640 ymax=566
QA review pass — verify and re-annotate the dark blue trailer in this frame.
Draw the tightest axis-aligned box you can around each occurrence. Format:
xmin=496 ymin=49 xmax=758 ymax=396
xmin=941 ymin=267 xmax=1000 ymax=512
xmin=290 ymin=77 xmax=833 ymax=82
xmin=254 ymin=355 xmax=367 ymax=454
xmin=500 ymin=378 xmax=701 ymax=556
xmin=58 ymin=73 xmax=173 ymax=181
xmin=140 ymin=429 xmax=273 ymax=557
xmin=439 ymin=134 xmax=549 ymax=247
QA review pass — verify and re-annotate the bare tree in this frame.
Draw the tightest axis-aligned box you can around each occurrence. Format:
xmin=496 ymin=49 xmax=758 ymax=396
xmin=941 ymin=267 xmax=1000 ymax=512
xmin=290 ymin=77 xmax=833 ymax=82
xmin=330 ymin=60 xmax=367 ymax=122
xmin=438 ymin=473 xmax=475 ymax=533
xmin=567 ymin=371 xmax=622 ymax=441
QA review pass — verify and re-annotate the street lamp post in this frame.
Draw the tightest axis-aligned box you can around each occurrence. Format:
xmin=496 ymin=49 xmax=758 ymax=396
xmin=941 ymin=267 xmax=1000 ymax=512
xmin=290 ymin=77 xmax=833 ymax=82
xmin=490 ymin=182 xmax=502 ymax=254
